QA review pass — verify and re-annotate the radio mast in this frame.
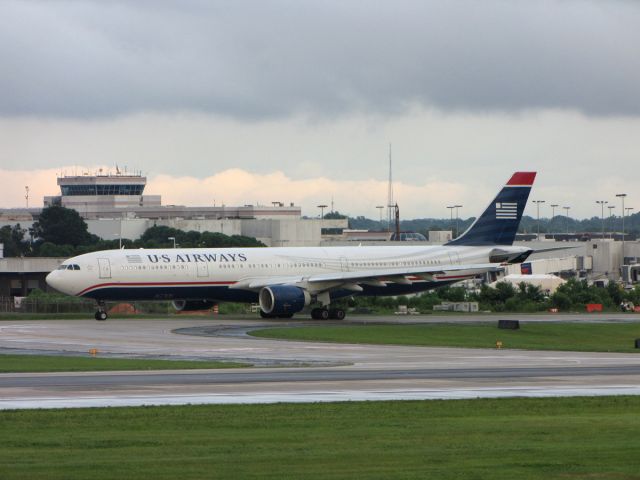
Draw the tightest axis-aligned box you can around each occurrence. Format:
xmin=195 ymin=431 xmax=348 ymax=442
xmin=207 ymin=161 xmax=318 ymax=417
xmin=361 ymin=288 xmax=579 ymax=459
xmin=387 ymin=143 xmax=394 ymax=232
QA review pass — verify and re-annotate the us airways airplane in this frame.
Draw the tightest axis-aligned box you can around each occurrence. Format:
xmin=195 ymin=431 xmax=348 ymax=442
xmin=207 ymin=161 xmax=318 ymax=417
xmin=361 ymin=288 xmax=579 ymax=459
xmin=46 ymin=172 xmax=536 ymax=321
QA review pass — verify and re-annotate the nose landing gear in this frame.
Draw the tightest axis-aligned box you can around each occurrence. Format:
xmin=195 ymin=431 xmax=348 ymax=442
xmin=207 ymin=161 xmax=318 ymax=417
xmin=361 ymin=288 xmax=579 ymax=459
xmin=94 ymin=301 xmax=108 ymax=321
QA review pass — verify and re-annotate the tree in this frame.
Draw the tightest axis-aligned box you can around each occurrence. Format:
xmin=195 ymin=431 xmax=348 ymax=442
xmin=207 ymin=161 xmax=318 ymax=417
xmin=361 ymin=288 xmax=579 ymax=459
xmin=0 ymin=224 xmax=29 ymax=257
xmin=31 ymin=206 xmax=92 ymax=247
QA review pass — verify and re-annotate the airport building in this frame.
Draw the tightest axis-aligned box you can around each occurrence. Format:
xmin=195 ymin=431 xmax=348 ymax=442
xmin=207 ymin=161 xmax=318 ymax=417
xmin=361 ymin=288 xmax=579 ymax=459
xmin=1 ymin=172 xmax=348 ymax=247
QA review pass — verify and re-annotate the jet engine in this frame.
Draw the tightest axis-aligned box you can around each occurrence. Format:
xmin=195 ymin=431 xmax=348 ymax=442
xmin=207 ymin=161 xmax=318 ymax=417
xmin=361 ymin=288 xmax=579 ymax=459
xmin=259 ymin=285 xmax=311 ymax=316
xmin=172 ymin=300 xmax=216 ymax=312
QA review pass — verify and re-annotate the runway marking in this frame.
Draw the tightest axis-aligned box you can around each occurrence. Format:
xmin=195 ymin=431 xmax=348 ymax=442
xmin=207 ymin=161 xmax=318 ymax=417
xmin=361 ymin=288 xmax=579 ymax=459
xmin=3 ymin=385 xmax=640 ymax=410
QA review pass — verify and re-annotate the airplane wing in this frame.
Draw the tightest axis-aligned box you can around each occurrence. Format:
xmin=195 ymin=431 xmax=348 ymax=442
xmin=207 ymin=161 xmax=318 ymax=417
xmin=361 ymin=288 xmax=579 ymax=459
xmin=230 ymin=263 xmax=502 ymax=292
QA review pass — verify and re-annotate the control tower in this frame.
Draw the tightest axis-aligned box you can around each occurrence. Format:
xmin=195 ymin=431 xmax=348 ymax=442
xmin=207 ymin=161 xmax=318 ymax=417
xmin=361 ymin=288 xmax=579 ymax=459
xmin=42 ymin=171 xmax=301 ymax=222
xmin=44 ymin=173 xmax=161 ymax=219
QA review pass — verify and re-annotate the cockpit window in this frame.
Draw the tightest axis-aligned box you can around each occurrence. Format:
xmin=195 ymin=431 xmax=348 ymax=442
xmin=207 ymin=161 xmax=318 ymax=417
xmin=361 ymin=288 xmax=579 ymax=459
xmin=59 ymin=264 xmax=81 ymax=271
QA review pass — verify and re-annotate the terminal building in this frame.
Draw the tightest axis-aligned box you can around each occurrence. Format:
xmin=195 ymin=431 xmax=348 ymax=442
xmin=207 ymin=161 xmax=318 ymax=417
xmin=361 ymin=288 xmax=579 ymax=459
xmin=1 ymin=172 xmax=347 ymax=247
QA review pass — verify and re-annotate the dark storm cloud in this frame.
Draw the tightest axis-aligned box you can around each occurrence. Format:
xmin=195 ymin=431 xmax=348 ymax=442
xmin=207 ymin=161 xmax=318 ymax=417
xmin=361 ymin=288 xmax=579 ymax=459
xmin=1 ymin=0 xmax=640 ymax=118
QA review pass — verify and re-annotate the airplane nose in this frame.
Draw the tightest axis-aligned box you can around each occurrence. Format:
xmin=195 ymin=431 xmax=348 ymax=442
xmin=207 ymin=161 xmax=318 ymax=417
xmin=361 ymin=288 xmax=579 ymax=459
xmin=46 ymin=271 xmax=61 ymax=292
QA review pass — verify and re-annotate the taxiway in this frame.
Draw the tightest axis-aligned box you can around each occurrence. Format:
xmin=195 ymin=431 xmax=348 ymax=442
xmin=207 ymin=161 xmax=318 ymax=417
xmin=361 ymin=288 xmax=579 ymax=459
xmin=1 ymin=315 xmax=640 ymax=409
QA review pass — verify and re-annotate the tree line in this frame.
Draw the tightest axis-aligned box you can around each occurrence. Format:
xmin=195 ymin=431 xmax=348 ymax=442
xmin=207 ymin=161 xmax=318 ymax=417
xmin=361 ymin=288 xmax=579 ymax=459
xmin=342 ymin=279 xmax=640 ymax=314
xmin=1 ymin=206 xmax=265 ymax=257
xmin=348 ymin=212 xmax=640 ymax=238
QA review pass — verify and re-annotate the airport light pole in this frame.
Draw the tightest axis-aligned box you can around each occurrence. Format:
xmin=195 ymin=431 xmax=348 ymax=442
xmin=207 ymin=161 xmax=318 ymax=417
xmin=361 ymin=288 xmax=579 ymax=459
xmin=317 ymin=204 xmax=328 ymax=235
xmin=533 ymin=200 xmax=545 ymax=240
xmin=550 ymin=204 xmax=558 ymax=234
xmin=608 ymin=205 xmax=615 ymax=239
xmin=454 ymin=205 xmax=462 ymax=238
xmin=447 ymin=206 xmax=455 ymax=236
xmin=376 ymin=205 xmax=384 ymax=228
xmin=596 ymin=200 xmax=608 ymax=241
xmin=616 ymin=193 xmax=627 ymax=262
xmin=168 ymin=236 xmax=176 ymax=249
xmin=563 ymin=206 xmax=570 ymax=235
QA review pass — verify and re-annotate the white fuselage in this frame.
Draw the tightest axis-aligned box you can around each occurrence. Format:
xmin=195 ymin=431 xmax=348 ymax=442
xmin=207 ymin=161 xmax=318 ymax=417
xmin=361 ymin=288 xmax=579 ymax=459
xmin=45 ymin=244 xmax=530 ymax=303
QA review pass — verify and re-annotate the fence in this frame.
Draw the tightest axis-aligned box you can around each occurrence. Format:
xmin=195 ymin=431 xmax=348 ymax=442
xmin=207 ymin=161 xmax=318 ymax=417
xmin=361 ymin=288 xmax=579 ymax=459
xmin=0 ymin=297 xmax=172 ymax=315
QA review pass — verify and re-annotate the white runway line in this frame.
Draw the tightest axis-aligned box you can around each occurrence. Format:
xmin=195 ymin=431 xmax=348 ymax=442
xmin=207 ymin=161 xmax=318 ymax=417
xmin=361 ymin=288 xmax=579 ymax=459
xmin=3 ymin=385 xmax=640 ymax=410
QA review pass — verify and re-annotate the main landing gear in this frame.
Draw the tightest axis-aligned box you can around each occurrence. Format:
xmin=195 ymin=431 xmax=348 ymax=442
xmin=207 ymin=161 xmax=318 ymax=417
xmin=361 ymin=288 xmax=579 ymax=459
xmin=94 ymin=301 xmax=108 ymax=321
xmin=310 ymin=308 xmax=345 ymax=320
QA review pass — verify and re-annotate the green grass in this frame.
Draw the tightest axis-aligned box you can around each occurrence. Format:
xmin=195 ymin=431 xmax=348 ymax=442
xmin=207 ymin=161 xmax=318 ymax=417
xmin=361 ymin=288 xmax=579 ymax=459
xmin=2 ymin=397 xmax=640 ymax=479
xmin=0 ymin=354 xmax=248 ymax=372
xmin=252 ymin=322 xmax=640 ymax=353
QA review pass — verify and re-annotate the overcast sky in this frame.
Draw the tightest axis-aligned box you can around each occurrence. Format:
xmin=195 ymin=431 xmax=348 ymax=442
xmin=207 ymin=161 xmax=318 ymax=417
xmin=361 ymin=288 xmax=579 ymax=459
xmin=1 ymin=0 xmax=639 ymax=219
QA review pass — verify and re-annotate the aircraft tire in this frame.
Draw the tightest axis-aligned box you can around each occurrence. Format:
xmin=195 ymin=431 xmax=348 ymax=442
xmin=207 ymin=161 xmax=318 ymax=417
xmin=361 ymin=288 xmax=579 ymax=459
xmin=329 ymin=309 xmax=346 ymax=320
xmin=311 ymin=308 xmax=328 ymax=320
xmin=95 ymin=311 xmax=107 ymax=321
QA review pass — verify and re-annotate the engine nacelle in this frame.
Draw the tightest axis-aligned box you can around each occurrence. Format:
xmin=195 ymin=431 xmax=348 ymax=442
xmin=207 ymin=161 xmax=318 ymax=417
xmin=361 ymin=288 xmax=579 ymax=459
xmin=172 ymin=300 xmax=216 ymax=312
xmin=259 ymin=285 xmax=311 ymax=316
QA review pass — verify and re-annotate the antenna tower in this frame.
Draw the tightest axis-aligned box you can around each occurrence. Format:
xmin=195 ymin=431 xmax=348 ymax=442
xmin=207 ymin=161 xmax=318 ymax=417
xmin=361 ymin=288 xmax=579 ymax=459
xmin=387 ymin=143 xmax=394 ymax=232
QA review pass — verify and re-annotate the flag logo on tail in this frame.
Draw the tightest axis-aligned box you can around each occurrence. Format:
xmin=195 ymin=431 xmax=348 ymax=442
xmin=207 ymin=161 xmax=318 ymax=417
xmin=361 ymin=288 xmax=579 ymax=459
xmin=496 ymin=202 xmax=517 ymax=220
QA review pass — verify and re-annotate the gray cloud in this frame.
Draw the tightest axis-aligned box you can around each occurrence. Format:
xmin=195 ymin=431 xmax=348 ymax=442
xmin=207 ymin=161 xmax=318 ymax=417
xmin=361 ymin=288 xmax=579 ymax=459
xmin=1 ymin=0 xmax=640 ymax=119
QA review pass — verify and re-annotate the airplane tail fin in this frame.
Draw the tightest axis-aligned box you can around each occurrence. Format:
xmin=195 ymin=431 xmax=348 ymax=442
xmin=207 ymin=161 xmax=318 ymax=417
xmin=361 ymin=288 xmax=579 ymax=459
xmin=446 ymin=172 xmax=536 ymax=246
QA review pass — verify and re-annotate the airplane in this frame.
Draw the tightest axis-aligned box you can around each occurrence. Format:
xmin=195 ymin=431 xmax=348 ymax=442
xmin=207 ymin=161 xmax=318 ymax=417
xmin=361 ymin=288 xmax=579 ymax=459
xmin=46 ymin=171 xmax=537 ymax=321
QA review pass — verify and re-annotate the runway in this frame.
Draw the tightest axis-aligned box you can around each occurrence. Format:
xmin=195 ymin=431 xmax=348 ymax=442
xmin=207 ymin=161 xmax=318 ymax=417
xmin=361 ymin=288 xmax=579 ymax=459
xmin=1 ymin=315 xmax=640 ymax=409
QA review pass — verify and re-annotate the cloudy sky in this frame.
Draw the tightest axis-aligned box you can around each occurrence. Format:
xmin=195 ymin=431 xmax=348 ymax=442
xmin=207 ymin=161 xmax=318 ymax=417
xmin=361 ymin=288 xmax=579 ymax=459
xmin=1 ymin=0 xmax=639 ymax=219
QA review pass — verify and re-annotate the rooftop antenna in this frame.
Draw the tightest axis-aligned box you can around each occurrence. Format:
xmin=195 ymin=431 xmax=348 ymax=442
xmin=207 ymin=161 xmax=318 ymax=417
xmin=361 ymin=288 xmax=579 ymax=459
xmin=24 ymin=186 xmax=29 ymax=208
xmin=331 ymin=196 xmax=334 ymax=214
xmin=387 ymin=143 xmax=394 ymax=232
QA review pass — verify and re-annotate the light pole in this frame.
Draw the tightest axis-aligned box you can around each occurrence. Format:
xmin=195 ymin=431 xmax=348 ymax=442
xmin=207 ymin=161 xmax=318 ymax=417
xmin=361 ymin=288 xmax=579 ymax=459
xmin=447 ymin=206 xmax=455 ymax=236
xmin=563 ymin=206 xmax=571 ymax=235
xmin=112 ymin=234 xmax=122 ymax=250
xmin=608 ymin=205 xmax=615 ymax=239
xmin=550 ymin=204 xmax=558 ymax=234
xmin=616 ymin=193 xmax=627 ymax=261
xmin=168 ymin=236 xmax=176 ymax=248
xmin=533 ymin=200 xmax=545 ymax=240
xmin=376 ymin=206 xmax=384 ymax=228
xmin=454 ymin=205 xmax=462 ymax=238
xmin=317 ymin=204 xmax=328 ymax=235
xmin=596 ymin=200 xmax=608 ymax=241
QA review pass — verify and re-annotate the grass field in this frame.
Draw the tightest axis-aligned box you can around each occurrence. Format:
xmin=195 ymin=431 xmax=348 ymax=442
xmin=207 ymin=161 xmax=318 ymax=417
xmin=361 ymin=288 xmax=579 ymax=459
xmin=1 ymin=397 xmax=640 ymax=479
xmin=252 ymin=322 xmax=640 ymax=353
xmin=0 ymin=354 xmax=248 ymax=373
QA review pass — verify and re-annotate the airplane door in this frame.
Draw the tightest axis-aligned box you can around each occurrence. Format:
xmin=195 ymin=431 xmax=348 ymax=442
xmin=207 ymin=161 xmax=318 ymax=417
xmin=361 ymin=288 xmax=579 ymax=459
xmin=197 ymin=262 xmax=208 ymax=277
xmin=340 ymin=257 xmax=349 ymax=272
xmin=98 ymin=258 xmax=111 ymax=279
